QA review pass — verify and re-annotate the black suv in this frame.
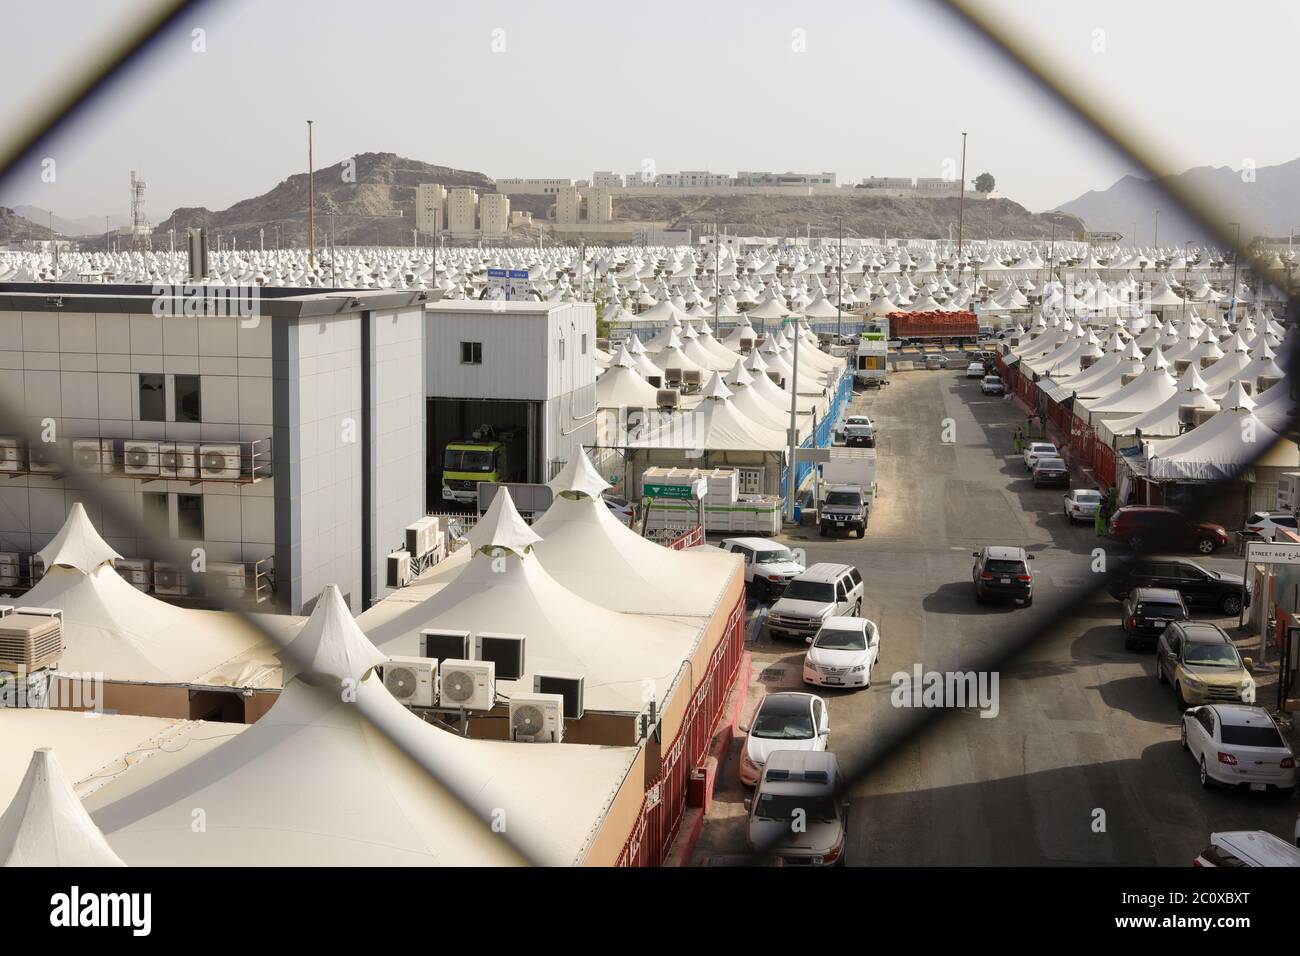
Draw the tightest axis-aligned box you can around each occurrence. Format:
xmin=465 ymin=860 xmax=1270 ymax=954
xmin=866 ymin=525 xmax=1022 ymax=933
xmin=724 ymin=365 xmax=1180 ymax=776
xmin=1108 ymin=558 xmax=1248 ymax=616
xmin=972 ymin=546 xmax=1034 ymax=606
xmin=1121 ymin=587 xmax=1189 ymax=650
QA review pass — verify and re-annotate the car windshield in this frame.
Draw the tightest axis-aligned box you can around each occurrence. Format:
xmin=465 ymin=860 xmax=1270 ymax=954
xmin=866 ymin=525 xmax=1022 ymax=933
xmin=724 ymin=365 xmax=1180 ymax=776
xmin=1029 ymin=444 xmax=1056 ymax=455
xmin=824 ymin=491 xmax=862 ymax=506
xmin=783 ymin=580 xmax=834 ymax=602
xmin=753 ymin=793 xmax=838 ymax=823
xmin=846 ymin=417 xmax=869 ymax=426
xmin=1219 ymin=724 xmax=1285 ymax=748
xmin=444 ymin=448 xmax=495 ymax=473
xmin=1136 ymin=602 xmax=1184 ymax=618
xmin=1036 ymin=458 xmax=1066 ymax=470
xmin=815 ymin=628 xmax=867 ymax=651
xmin=751 ymin=703 xmax=815 ymax=740
xmin=1074 ymin=491 xmax=1102 ymax=503
xmin=984 ymin=376 xmax=1000 ymax=383
xmin=756 ymin=548 xmax=797 ymax=565
xmin=985 ymin=559 xmax=1027 ymax=575
xmin=1183 ymin=642 xmax=1241 ymax=667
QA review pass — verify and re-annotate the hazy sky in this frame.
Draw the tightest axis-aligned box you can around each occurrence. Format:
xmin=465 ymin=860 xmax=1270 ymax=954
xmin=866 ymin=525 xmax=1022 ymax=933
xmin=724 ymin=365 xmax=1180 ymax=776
xmin=3 ymin=0 xmax=1298 ymax=224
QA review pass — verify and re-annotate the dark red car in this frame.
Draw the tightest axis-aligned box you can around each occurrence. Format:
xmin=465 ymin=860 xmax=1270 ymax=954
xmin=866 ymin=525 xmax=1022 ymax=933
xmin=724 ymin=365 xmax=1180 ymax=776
xmin=1107 ymin=506 xmax=1229 ymax=555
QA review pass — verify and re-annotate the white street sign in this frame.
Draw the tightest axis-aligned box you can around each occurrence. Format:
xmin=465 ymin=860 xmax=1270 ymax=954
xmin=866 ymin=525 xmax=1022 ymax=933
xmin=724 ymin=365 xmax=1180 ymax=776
xmin=1246 ymin=541 xmax=1300 ymax=565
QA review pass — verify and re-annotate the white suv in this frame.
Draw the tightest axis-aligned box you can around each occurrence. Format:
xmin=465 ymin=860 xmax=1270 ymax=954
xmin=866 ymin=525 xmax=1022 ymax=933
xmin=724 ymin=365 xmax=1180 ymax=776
xmin=721 ymin=537 xmax=806 ymax=600
xmin=768 ymin=563 xmax=865 ymax=642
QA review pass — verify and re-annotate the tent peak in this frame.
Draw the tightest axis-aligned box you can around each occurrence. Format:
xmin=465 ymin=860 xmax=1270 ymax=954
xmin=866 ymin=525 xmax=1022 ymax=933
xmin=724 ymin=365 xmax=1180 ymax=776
xmin=37 ymin=502 xmax=121 ymax=575
xmin=278 ymin=583 xmax=386 ymax=685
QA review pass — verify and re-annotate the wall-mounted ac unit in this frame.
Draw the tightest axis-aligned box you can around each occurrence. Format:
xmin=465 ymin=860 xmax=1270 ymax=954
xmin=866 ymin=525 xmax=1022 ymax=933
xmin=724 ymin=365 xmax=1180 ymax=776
xmin=0 ymin=438 xmax=24 ymax=474
xmin=153 ymin=562 xmax=189 ymax=596
xmin=437 ymin=659 xmax=495 ymax=711
xmin=386 ymin=550 xmax=411 ymax=589
xmin=160 ymin=442 xmax=199 ymax=479
xmin=123 ymin=440 xmax=160 ymax=476
xmin=199 ymin=444 xmax=241 ymax=480
xmin=404 ymin=516 xmax=440 ymax=559
xmin=205 ymin=561 xmax=248 ymax=594
xmin=508 ymin=693 xmax=565 ymax=743
xmin=71 ymin=439 xmax=109 ymax=474
xmin=0 ymin=552 xmax=20 ymax=589
xmin=474 ymin=631 xmax=525 ymax=682
xmin=533 ymin=671 xmax=585 ymax=721
xmin=114 ymin=557 xmax=152 ymax=591
xmin=1177 ymin=405 xmax=1199 ymax=428
xmin=0 ymin=613 xmax=64 ymax=673
xmin=420 ymin=628 xmax=469 ymax=662
xmin=27 ymin=442 xmax=62 ymax=474
xmin=383 ymin=655 xmax=437 ymax=708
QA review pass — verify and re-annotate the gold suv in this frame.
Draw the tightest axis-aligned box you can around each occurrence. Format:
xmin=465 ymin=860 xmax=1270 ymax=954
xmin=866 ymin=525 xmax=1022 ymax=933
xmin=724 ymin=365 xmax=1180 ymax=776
xmin=1156 ymin=622 xmax=1255 ymax=707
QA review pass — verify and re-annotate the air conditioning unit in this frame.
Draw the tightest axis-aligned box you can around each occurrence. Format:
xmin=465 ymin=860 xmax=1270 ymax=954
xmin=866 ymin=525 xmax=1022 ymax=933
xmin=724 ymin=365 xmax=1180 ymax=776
xmin=508 ymin=693 xmax=565 ymax=743
xmin=533 ymin=671 xmax=585 ymax=721
xmin=0 ymin=612 xmax=64 ymax=673
xmin=1199 ymin=356 xmax=1217 ymax=369
xmin=1192 ymin=407 xmax=1216 ymax=427
xmin=1177 ymin=405 xmax=1199 ymax=428
xmin=681 ymin=369 xmax=703 ymax=388
xmin=474 ymin=631 xmax=525 ymax=681
xmin=739 ymin=336 xmax=755 ymax=353
xmin=383 ymin=655 xmax=437 ymax=708
xmin=1079 ymin=354 xmax=1097 ymax=370
xmin=113 ymin=557 xmax=152 ymax=591
xmin=766 ymin=370 xmax=785 ymax=387
xmin=71 ymin=439 xmax=108 ymax=474
xmin=1258 ymin=374 xmax=1283 ymax=394
xmin=205 ymin=561 xmax=248 ymax=594
xmin=27 ymin=441 xmax=62 ymax=474
xmin=420 ymin=628 xmax=469 ymax=662
xmin=646 ymin=374 xmax=662 ymax=388
xmin=199 ymin=444 xmax=242 ymax=480
xmin=656 ymin=389 xmax=680 ymax=410
xmin=0 ymin=438 xmax=24 ymax=474
xmin=437 ymin=659 xmax=495 ymax=711
xmin=386 ymin=550 xmax=411 ymax=589
xmin=123 ymin=440 xmax=160 ymax=476
xmin=1173 ymin=359 xmax=1192 ymax=376
xmin=664 ymin=366 xmax=683 ymax=385
xmin=160 ymin=442 xmax=199 ymax=479
xmin=1119 ymin=373 xmax=1139 ymax=386
xmin=153 ymin=562 xmax=189 ymax=596
xmin=0 ymin=553 xmax=20 ymax=589
xmin=404 ymin=516 xmax=440 ymax=559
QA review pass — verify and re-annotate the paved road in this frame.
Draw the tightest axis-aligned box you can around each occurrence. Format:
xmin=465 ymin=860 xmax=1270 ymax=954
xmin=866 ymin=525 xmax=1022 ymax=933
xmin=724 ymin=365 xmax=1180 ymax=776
xmin=694 ymin=368 xmax=1297 ymax=866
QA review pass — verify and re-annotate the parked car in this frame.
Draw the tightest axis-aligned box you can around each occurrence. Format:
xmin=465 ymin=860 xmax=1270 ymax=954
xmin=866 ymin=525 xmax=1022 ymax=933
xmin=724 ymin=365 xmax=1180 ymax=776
xmin=1243 ymin=511 xmax=1299 ymax=540
xmin=1022 ymin=442 xmax=1059 ymax=470
xmin=768 ymin=564 xmax=865 ymax=641
xmin=1181 ymin=704 xmax=1296 ymax=793
xmin=602 ymin=494 xmax=635 ymax=524
xmin=972 ymin=546 xmax=1034 ymax=606
xmin=745 ymin=751 xmax=845 ymax=866
xmin=1157 ymin=621 xmax=1256 ymax=707
xmin=1108 ymin=558 xmax=1248 ymax=615
xmin=1107 ymin=505 xmax=1229 ymax=554
xmin=843 ymin=414 xmax=875 ymax=448
xmin=1194 ymin=831 xmax=1300 ymax=866
xmin=1121 ymin=587 xmax=1189 ymax=650
xmin=722 ymin=537 xmax=805 ymax=600
xmin=981 ymin=375 xmax=1005 ymax=395
xmin=965 ymin=361 xmax=985 ymax=379
xmin=925 ymin=354 xmax=948 ymax=370
xmin=1062 ymin=488 xmax=1103 ymax=523
xmin=802 ymin=616 xmax=880 ymax=689
xmin=739 ymin=692 xmax=830 ymax=786
xmin=1031 ymin=456 xmax=1070 ymax=487
xmin=820 ymin=485 xmax=868 ymax=538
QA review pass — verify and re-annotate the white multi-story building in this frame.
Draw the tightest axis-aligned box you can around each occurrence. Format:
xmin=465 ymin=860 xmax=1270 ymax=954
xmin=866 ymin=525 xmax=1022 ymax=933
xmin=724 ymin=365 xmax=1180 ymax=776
xmin=554 ymin=185 xmax=582 ymax=225
xmin=495 ymin=178 xmax=575 ymax=196
xmin=415 ymin=183 xmax=447 ymax=234
xmin=861 ymin=177 xmax=914 ymax=190
xmin=478 ymin=193 xmax=511 ymax=237
xmin=591 ymin=171 xmax=623 ymax=188
xmin=735 ymin=171 xmax=837 ymax=187
xmin=657 ymin=170 xmax=731 ymax=188
xmin=0 ymin=287 xmax=425 ymax=614
xmin=585 ymin=187 xmax=613 ymax=223
xmin=915 ymin=177 xmax=961 ymax=194
xmin=446 ymin=188 xmax=480 ymax=234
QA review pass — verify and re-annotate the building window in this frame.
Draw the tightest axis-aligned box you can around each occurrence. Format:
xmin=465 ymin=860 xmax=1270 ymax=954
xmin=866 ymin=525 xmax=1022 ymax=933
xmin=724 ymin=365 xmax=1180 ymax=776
xmin=558 ymin=338 xmax=565 ymax=360
xmin=174 ymin=374 xmax=202 ymax=423
xmin=142 ymin=492 xmax=169 ymax=538
xmin=177 ymin=493 xmax=204 ymax=539
xmin=581 ymin=333 xmax=588 ymax=355
xmin=139 ymin=373 xmax=165 ymax=422
xmin=460 ymin=341 xmax=482 ymax=365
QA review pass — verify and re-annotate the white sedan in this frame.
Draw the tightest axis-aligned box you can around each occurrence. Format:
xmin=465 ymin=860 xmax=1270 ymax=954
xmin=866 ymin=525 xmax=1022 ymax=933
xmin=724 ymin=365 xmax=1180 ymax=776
xmin=739 ymin=691 xmax=830 ymax=786
xmin=1022 ymin=442 xmax=1059 ymax=470
xmin=1181 ymin=704 xmax=1297 ymax=793
xmin=1063 ymin=488 xmax=1103 ymax=523
xmin=803 ymin=616 xmax=880 ymax=689
xmin=965 ymin=362 xmax=985 ymax=379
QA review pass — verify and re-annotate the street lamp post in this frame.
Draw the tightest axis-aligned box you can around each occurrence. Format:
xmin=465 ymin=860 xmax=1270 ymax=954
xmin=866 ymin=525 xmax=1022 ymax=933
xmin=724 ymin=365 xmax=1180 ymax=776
xmin=836 ymin=215 xmax=843 ymax=342
xmin=1153 ymin=209 xmax=1159 ymax=250
xmin=1228 ymin=222 xmax=1241 ymax=324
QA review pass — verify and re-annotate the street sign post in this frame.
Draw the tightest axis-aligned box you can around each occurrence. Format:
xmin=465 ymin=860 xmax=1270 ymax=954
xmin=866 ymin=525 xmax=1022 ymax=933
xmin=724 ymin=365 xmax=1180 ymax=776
xmin=1246 ymin=541 xmax=1300 ymax=566
xmin=486 ymin=268 xmax=533 ymax=300
xmin=1085 ymin=231 xmax=1123 ymax=243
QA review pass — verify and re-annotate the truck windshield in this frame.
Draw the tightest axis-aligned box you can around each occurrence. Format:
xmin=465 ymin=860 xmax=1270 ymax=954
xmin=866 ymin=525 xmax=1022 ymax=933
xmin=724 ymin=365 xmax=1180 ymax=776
xmin=756 ymin=548 xmax=797 ymax=565
xmin=783 ymin=580 xmax=834 ymax=602
xmin=824 ymin=491 xmax=862 ymax=506
xmin=754 ymin=794 xmax=838 ymax=823
xmin=444 ymin=449 xmax=495 ymax=473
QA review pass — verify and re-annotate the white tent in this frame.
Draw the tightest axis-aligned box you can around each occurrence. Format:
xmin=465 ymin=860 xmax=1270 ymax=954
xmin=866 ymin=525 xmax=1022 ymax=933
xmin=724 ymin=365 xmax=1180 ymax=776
xmin=1146 ymin=383 xmax=1300 ymax=480
xmin=0 ymin=748 xmax=125 ymax=867
xmin=1100 ymin=364 xmax=1219 ymax=442
xmin=1079 ymin=348 xmax=1178 ymax=424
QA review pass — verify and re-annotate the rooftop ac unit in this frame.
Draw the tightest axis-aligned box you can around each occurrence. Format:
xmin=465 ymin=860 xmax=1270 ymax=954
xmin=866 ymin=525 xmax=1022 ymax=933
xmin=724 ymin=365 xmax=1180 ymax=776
xmin=71 ymin=439 xmax=108 ymax=474
xmin=739 ymin=337 xmax=755 ymax=353
xmin=474 ymin=631 xmax=525 ymax=682
xmin=656 ymin=389 xmax=680 ymax=410
xmin=0 ymin=438 xmax=24 ymax=474
xmin=533 ymin=671 xmax=585 ymax=721
xmin=1173 ymin=359 xmax=1192 ymax=375
xmin=123 ymin=440 xmax=160 ymax=476
xmin=27 ymin=441 xmax=62 ymax=474
xmin=114 ymin=557 xmax=153 ymax=592
xmin=153 ymin=562 xmax=189 ymax=596
xmin=437 ymin=659 xmax=495 ymax=711
xmin=646 ymin=374 xmax=663 ymax=389
xmin=664 ymin=366 xmax=683 ymax=385
xmin=1079 ymin=354 xmax=1097 ymax=370
xmin=0 ymin=612 xmax=63 ymax=673
xmin=766 ymin=370 xmax=785 ymax=387
xmin=1119 ymin=373 xmax=1139 ymax=386
xmin=509 ymin=693 xmax=565 ymax=743
xmin=405 ymin=516 xmax=440 ymax=559
xmin=199 ymin=443 xmax=242 ymax=480
xmin=160 ymin=442 xmax=199 ymax=479
xmin=1257 ymin=374 xmax=1283 ymax=394
xmin=0 ymin=553 xmax=18 ymax=589
xmin=1192 ymin=407 xmax=1217 ymax=427
xmin=383 ymin=655 xmax=437 ymax=708
xmin=420 ymin=628 xmax=469 ymax=663
xmin=386 ymin=550 xmax=412 ymax=589
xmin=1177 ymin=404 xmax=1200 ymax=427
xmin=681 ymin=369 xmax=703 ymax=388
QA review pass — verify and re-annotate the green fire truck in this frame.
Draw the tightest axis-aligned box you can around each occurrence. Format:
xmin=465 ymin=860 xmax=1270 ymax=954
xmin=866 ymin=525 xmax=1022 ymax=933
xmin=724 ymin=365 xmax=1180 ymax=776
xmin=441 ymin=425 xmax=526 ymax=507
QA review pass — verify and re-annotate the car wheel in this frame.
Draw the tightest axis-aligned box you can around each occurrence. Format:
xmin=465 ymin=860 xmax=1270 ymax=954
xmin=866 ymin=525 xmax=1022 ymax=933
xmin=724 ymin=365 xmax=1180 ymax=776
xmin=1199 ymin=757 xmax=1211 ymax=789
xmin=1023 ymin=595 xmax=1033 ymax=607
xmin=974 ymin=587 xmax=985 ymax=604
xmin=1155 ymin=655 xmax=1166 ymax=683
xmin=1220 ymin=594 xmax=1242 ymax=615
xmin=819 ymin=524 xmax=828 ymax=537
xmin=1196 ymin=537 xmax=1215 ymax=554
xmin=1124 ymin=634 xmax=1135 ymax=651
xmin=1180 ymin=720 xmax=1188 ymax=750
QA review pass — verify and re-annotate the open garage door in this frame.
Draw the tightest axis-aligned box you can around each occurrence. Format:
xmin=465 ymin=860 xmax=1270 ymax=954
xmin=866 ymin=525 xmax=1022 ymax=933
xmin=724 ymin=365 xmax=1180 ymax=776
xmin=426 ymin=397 xmax=542 ymax=511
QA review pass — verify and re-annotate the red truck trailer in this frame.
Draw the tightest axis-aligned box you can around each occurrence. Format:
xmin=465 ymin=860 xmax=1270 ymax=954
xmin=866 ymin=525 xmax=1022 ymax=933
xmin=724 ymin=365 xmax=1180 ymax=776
xmin=889 ymin=310 xmax=979 ymax=346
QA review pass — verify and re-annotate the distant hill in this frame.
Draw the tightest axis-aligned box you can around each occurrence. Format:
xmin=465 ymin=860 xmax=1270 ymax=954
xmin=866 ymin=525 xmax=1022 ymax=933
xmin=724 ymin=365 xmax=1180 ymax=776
xmin=153 ymin=152 xmax=497 ymax=247
xmin=0 ymin=206 xmax=56 ymax=243
xmin=13 ymin=205 xmax=128 ymax=237
xmin=1052 ymin=157 xmax=1300 ymax=246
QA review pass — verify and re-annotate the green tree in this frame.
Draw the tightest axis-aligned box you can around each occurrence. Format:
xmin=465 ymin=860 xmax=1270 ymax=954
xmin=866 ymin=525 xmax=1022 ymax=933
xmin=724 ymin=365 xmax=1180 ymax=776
xmin=594 ymin=286 xmax=611 ymax=339
xmin=974 ymin=172 xmax=995 ymax=194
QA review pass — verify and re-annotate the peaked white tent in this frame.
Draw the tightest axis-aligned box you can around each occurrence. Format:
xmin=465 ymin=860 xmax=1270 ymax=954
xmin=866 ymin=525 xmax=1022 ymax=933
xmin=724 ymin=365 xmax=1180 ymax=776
xmin=0 ymin=748 xmax=125 ymax=867
xmin=1146 ymin=383 xmax=1300 ymax=480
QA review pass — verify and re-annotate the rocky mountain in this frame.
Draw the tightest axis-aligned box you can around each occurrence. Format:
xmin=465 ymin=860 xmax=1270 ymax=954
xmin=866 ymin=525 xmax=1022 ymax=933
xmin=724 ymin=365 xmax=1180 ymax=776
xmin=0 ymin=206 xmax=57 ymax=243
xmin=1052 ymin=157 xmax=1300 ymax=246
xmin=12 ymin=205 xmax=128 ymax=237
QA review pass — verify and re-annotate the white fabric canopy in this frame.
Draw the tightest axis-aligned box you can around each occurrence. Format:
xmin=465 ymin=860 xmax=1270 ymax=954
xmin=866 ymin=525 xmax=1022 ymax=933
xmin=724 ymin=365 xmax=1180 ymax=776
xmin=0 ymin=748 xmax=124 ymax=867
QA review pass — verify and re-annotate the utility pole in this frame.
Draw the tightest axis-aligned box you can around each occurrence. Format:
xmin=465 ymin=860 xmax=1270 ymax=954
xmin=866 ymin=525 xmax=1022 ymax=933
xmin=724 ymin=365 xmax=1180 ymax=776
xmin=836 ymin=215 xmax=843 ymax=341
xmin=307 ymin=119 xmax=316 ymax=269
xmin=1153 ymin=209 xmax=1160 ymax=250
xmin=786 ymin=315 xmax=801 ymax=523
xmin=713 ymin=221 xmax=720 ymax=329
xmin=1228 ymin=221 xmax=1241 ymax=324
xmin=956 ymin=132 xmax=968 ymax=274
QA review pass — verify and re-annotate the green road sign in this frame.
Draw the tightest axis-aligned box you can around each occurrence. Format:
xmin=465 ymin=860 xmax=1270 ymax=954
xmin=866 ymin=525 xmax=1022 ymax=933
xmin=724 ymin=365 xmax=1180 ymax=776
xmin=643 ymin=483 xmax=694 ymax=500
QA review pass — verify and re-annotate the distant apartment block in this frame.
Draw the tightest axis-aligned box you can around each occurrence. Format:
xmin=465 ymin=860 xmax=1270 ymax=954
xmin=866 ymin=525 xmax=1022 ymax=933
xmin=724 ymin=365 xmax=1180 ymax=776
xmin=495 ymin=178 xmax=575 ymax=196
xmin=415 ymin=183 xmax=447 ymax=234
xmin=591 ymin=171 xmax=623 ymax=188
xmin=478 ymin=193 xmax=511 ymax=238
xmin=915 ymin=177 xmax=962 ymax=194
xmin=446 ymin=187 xmax=479 ymax=234
xmin=554 ymin=185 xmax=582 ymax=225
xmin=585 ymin=187 xmax=613 ymax=224
xmin=657 ymin=170 xmax=731 ymax=188
xmin=734 ymin=171 xmax=837 ymax=187
xmin=861 ymin=177 xmax=914 ymax=190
